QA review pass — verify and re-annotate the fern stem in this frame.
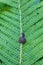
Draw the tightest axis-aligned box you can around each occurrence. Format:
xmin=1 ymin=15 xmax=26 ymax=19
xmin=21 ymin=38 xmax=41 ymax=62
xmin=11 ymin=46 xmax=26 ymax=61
xmin=18 ymin=0 xmax=22 ymax=65
xmin=20 ymin=44 xmax=22 ymax=65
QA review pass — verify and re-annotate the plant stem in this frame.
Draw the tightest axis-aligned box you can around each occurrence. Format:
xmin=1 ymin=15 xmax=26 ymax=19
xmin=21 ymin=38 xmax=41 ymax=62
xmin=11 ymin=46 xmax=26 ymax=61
xmin=18 ymin=0 xmax=22 ymax=65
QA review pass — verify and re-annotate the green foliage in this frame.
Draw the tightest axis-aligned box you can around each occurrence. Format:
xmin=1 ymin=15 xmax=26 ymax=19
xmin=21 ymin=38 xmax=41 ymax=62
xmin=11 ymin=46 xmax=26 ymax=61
xmin=0 ymin=0 xmax=43 ymax=65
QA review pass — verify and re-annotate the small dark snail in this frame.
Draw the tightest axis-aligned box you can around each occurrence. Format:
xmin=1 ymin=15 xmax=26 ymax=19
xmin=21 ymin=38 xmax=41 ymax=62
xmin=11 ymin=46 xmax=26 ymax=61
xmin=19 ymin=33 xmax=26 ymax=44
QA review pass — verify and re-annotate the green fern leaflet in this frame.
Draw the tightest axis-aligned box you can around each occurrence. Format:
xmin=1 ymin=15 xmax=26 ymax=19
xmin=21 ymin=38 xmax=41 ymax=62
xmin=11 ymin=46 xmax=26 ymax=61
xmin=0 ymin=0 xmax=43 ymax=65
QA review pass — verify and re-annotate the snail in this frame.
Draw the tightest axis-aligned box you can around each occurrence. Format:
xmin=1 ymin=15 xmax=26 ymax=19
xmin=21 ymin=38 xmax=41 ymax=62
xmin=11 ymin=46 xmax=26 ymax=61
xmin=19 ymin=33 xmax=26 ymax=44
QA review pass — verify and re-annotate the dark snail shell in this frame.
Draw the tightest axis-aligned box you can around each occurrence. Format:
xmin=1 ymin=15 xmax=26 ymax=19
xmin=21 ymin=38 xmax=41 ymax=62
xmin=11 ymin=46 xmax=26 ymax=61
xmin=19 ymin=37 xmax=26 ymax=44
xmin=19 ymin=33 xmax=26 ymax=44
